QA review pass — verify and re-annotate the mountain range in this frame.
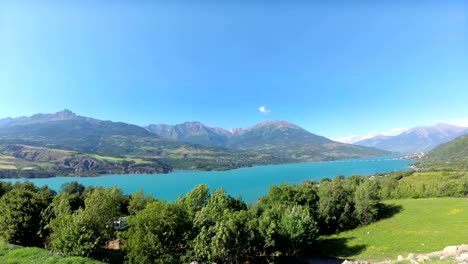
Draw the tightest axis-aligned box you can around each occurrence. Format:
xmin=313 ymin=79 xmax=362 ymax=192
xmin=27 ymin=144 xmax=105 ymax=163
xmin=355 ymin=123 xmax=467 ymax=153
xmin=145 ymin=120 xmax=388 ymax=161
xmin=0 ymin=110 xmax=389 ymax=177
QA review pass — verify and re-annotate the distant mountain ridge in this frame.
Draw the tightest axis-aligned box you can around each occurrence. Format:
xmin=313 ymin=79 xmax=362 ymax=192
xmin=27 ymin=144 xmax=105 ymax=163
xmin=355 ymin=123 xmax=468 ymax=153
xmin=147 ymin=120 xmax=334 ymax=147
xmin=0 ymin=110 xmax=288 ymax=176
xmin=146 ymin=121 xmax=231 ymax=147
xmin=0 ymin=109 xmax=96 ymax=127
xmin=0 ymin=110 xmax=390 ymax=177
xmin=146 ymin=120 xmax=389 ymax=161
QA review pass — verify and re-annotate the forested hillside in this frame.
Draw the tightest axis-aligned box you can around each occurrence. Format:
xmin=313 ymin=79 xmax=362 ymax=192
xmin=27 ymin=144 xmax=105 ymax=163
xmin=418 ymin=134 xmax=468 ymax=171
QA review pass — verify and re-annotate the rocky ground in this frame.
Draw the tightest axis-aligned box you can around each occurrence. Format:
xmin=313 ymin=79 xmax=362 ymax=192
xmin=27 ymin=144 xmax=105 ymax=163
xmin=341 ymin=244 xmax=468 ymax=264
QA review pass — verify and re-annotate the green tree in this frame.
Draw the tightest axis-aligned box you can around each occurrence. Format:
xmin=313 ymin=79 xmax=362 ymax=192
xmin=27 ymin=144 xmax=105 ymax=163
xmin=257 ymin=204 xmax=318 ymax=256
xmin=49 ymin=208 xmax=101 ymax=257
xmin=194 ymin=188 xmax=242 ymax=228
xmin=354 ymin=180 xmax=380 ymax=225
xmin=49 ymin=187 xmax=124 ymax=258
xmin=128 ymin=190 xmax=155 ymax=215
xmin=84 ymin=187 xmax=124 ymax=246
xmin=0 ymin=182 xmax=13 ymax=198
xmin=257 ymin=183 xmax=319 ymax=211
xmin=0 ymin=188 xmax=49 ymax=246
xmin=193 ymin=209 xmax=258 ymax=263
xmin=60 ymin=181 xmax=85 ymax=196
xmin=124 ymin=200 xmax=191 ymax=264
xmin=177 ymin=184 xmax=210 ymax=217
xmin=317 ymin=179 xmax=356 ymax=234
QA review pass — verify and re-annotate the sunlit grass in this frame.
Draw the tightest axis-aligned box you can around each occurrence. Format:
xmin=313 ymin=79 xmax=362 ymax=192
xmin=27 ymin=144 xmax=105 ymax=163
xmin=0 ymin=240 xmax=103 ymax=264
xmin=319 ymin=198 xmax=468 ymax=261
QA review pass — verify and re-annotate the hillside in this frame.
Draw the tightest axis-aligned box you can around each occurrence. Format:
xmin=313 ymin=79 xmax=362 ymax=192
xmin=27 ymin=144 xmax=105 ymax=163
xmin=0 ymin=110 xmax=287 ymax=177
xmin=418 ymin=134 xmax=468 ymax=171
xmin=0 ymin=110 xmax=392 ymax=178
xmin=147 ymin=120 xmax=390 ymax=161
xmin=356 ymin=123 xmax=467 ymax=153
xmin=0 ymin=144 xmax=171 ymax=178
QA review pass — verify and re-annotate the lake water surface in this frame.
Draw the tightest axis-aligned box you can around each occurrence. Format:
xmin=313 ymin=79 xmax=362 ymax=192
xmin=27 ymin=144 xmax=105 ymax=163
xmin=2 ymin=156 xmax=413 ymax=202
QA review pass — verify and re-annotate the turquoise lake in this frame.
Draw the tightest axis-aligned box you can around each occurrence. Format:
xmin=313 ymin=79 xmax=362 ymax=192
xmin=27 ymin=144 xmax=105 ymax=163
xmin=2 ymin=156 xmax=413 ymax=202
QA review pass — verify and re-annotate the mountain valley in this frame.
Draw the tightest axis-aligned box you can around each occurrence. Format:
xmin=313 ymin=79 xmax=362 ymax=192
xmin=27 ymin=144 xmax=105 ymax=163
xmin=0 ymin=110 xmax=389 ymax=177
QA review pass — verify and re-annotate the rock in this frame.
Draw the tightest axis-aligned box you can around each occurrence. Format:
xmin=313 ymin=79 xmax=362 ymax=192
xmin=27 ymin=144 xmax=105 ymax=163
xmin=407 ymin=253 xmax=415 ymax=260
xmin=417 ymin=255 xmax=428 ymax=262
xmin=443 ymin=245 xmax=458 ymax=255
xmin=397 ymin=255 xmax=404 ymax=261
xmin=190 ymin=262 xmax=199 ymax=264
xmin=426 ymin=251 xmax=443 ymax=258
xmin=440 ymin=256 xmax=446 ymax=260
xmin=341 ymin=261 xmax=369 ymax=264
xmin=459 ymin=244 xmax=468 ymax=253
xmin=458 ymin=253 xmax=468 ymax=262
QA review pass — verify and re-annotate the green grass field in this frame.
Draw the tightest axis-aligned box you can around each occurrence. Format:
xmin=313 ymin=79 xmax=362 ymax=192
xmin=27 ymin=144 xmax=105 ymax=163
xmin=0 ymin=240 xmax=103 ymax=264
xmin=317 ymin=198 xmax=468 ymax=262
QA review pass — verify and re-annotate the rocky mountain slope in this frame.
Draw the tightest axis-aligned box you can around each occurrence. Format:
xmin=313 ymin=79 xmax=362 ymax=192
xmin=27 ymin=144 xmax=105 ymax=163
xmin=146 ymin=122 xmax=231 ymax=147
xmin=0 ymin=110 xmax=285 ymax=177
xmin=355 ymin=123 xmax=467 ymax=153
xmin=147 ymin=120 xmax=390 ymax=161
xmin=0 ymin=110 xmax=391 ymax=177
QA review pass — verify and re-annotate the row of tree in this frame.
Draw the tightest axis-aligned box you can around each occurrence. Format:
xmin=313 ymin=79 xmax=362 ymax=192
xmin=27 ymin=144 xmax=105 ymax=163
xmin=374 ymin=170 xmax=468 ymax=199
xmin=0 ymin=175 xmax=383 ymax=263
xmin=2 ymin=170 xmax=465 ymax=263
xmin=3 ymin=169 xmax=467 ymax=263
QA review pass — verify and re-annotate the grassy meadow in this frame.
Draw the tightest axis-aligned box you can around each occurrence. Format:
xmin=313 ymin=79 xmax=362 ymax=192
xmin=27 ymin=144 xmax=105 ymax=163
xmin=0 ymin=240 xmax=103 ymax=264
xmin=317 ymin=198 xmax=468 ymax=262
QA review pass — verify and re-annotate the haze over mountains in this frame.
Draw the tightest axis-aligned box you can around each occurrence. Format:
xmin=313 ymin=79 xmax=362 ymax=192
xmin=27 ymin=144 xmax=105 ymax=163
xmin=0 ymin=110 xmax=389 ymax=177
xmin=355 ymin=123 xmax=468 ymax=153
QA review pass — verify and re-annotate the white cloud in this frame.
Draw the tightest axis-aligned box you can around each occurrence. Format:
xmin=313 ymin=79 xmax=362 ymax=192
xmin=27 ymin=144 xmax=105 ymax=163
xmin=334 ymin=135 xmax=374 ymax=144
xmin=444 ymin=118 xmax=468 ymax=127
xmin=259 ymin=106 xmax=271 ymax=114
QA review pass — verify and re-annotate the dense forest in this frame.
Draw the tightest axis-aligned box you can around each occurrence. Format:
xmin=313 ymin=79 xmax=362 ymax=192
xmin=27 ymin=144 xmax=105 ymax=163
xmin=1 ymin=169 xmax=467 ymax=263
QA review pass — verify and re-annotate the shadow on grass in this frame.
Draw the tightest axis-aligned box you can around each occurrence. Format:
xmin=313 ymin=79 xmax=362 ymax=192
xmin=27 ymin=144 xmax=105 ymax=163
xmin=377 ymin=203 xmax=403 ymax=221
xmin=97 ymin=249 xmax=124 ymax=264
xmin=248 ymin=238 xmax=365 ymax=264
xmin=307 ymin=237 xmax=366 ymax=262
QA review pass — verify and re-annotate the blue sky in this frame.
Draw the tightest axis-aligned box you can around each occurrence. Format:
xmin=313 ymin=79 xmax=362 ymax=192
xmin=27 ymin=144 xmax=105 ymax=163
xmin=0 ymin=1 xmax=467 ymax=139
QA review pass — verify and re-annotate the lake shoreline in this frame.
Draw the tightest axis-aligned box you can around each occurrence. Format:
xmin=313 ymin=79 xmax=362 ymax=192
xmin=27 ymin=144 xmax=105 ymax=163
xmin=1 ymin=154 xmax=411 ymax=180
xmin=1 ymin=155 xmax=414 ymax=202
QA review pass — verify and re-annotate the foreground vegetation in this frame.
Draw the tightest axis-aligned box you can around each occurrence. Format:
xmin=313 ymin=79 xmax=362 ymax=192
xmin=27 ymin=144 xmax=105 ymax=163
xmin=0 ymin=168 xmax=466 ymax=263
xmin=318 ymin=198 xmax=468 ymax=261
xmin=0 ymin=175 xmax=384 ymax=263
xmin=0 ymin=239 xmax=103 ymax=264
